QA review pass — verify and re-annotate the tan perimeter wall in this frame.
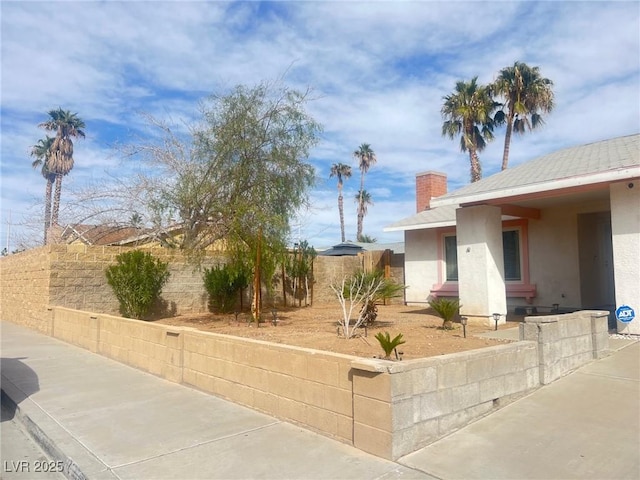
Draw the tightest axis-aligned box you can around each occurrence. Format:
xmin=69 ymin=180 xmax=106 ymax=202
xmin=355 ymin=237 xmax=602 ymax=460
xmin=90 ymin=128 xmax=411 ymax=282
xmin=39 ymin=306 xmax=609 ymax=460
xmin=1 ymin=246 xmax=405 ymax=332
xmin=0 ymin=245 xmax=225 ymax=329
xmin=0 ymin=247 xmax=52 ymax=334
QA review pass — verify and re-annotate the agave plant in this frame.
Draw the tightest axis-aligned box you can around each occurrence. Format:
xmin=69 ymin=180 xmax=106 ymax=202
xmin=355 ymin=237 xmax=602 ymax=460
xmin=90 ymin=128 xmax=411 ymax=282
xmin=428 ymin=297 xmax=461 ymax=330
xmin=374 ymin=331 xmax=406 ymax=360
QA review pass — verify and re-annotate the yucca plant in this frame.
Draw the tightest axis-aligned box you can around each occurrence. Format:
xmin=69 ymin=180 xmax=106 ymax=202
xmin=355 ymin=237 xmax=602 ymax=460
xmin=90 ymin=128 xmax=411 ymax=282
xmin=428 ymin=297 xmax=461 ymax=330
xmin=374 ymin=331 xmax=406 ymax=360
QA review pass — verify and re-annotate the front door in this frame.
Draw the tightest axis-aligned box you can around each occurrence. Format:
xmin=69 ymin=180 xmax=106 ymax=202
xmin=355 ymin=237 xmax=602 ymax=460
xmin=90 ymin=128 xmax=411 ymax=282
xmin=578 ymin=212 xmax=616 ymax=312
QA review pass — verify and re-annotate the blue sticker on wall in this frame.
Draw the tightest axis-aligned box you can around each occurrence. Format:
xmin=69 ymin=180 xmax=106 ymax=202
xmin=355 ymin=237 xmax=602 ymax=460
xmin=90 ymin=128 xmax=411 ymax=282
xmin=615 ymin=305 xmax=635 ymax=323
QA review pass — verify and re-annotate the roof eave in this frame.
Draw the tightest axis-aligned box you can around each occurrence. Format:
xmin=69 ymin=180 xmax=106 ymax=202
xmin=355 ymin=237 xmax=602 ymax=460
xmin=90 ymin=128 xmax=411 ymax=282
xmin=384 ymin=219 xmax=457 ymax=233
xmin=431 ymin=166 xmax=640 ymax=208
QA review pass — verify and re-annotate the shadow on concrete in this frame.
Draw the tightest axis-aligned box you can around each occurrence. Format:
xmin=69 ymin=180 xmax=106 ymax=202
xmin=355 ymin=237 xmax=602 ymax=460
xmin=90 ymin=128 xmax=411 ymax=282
xmin=1 ymin=357 xmax=40 ymax=422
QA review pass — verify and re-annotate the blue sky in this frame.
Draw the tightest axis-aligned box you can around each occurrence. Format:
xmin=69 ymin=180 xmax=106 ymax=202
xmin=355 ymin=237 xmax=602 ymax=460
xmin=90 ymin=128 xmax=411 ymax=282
xmin=1 ymin=1 xmax=639 ymax=252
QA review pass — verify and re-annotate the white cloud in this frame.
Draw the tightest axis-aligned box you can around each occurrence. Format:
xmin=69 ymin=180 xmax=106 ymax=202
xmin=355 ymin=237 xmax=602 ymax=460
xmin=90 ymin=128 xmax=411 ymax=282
xmin=1 ymin=0 xmax=638 ymax=251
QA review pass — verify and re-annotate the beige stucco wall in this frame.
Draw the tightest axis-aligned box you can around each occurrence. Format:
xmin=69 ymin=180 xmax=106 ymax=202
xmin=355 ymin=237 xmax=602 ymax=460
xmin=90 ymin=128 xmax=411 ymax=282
xmin=527 ymin=198 xmax=610 ymax=309
xmin=610 ymin=181 xmax=640 ymax=334
xmin=403 ymin=229 xmax=438 ymax=304
xmin=456 ymin=205 xmax=507 ymax=322
xmin=401 ymin=196 xmax=618 ymax=314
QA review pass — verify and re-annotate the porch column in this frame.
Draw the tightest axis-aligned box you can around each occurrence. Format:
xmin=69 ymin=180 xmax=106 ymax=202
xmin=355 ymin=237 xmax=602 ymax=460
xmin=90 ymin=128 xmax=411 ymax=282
xmin=610 ymin=181 xmax=640 ymax=334
xmin=456 ymin=205 xmax=507 ymax=327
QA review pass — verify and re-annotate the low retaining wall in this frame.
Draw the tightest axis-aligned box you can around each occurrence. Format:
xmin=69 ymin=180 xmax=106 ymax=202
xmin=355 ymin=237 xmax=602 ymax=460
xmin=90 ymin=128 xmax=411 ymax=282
xmin=14 ymin=307 xmax=610 ymax=461
xmin=350 ymin=341 xmax=540 ymax=459
xmin=520 ymin=310 xmax=610 ymax=384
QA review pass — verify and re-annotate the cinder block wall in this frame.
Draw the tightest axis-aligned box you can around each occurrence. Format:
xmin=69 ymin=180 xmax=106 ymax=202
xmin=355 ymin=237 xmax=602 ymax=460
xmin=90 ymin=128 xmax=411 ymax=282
xmin=0 ymin=245 xmax=225 ymax=329
xmin=181 ymin=331 xmax=355 ymax=443
xmin=47 ymin=244 xmax=224 ymax=316
xmin=46 ymin=306 xmax=610 ymax=461
xmin=1 ymin=247 xmax=404 ymax=332
xmin=350 ymin=341 xmax=540 ymax=459
xmin=51 ymin=307 xmax=356 ymax=445
xmin=0 ymin=247 xmax=53 ymax=334
xmin=520 ymin=310 xmax=610 ymax=384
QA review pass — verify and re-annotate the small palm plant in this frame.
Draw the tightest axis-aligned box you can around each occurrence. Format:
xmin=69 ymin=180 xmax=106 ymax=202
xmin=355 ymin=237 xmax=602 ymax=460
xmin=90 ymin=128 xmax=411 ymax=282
xmin=428 ymin=297 xmax=461 ymax=330
xmin=374 ymin=331 xmax=406 ymax=360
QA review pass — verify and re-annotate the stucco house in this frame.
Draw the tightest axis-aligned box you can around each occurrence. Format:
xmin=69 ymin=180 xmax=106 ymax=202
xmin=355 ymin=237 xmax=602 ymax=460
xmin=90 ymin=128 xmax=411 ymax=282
xmin=385 ymin=134 xmax=639 ymax=334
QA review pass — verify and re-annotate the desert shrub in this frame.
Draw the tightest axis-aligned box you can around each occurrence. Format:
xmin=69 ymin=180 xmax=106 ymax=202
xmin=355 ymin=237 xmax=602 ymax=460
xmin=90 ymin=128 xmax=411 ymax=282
xmin=358 ymin=270 xmax=406 ymax=325
xmin=428 ymin=297 xmax=461 ymax=329
xmin=331 ymin=270 xmax=405 ymax=337
xmin=203 ymin=264 xmax=249 ymax=313
xmin=374 ymin=331 xmax=406 ymax=359
xmin=105 ymin=250 xmax=170 ymax=319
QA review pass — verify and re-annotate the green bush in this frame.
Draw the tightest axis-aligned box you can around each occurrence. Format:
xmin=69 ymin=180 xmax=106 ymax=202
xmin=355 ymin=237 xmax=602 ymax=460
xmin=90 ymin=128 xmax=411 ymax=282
xmin=203 ymin=264 xmax=249 ymax=313
xmin=428 ymin=297 xmax=461 ymax=329
xmin=105 ymin=250 xmax=170 ymax=319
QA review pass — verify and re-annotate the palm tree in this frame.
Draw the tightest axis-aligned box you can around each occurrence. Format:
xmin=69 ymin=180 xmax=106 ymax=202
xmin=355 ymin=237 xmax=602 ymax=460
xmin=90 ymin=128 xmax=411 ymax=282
xmin=38 ymin=108 xmax=86 ymax=227
xmin=329 ymin=163 xmax=352 ymax=243
xmin=353 ymin=144 xmax=376 ymax=240
xmin=441 ymin=77 xmax=498 ymax=183
xmin=354 ymin=189 xmax=373 ymax=240
xmin=493 ymin=61 xmax=554 ymax=170
xmin=30 ymin=136 xmax=56 ymax=244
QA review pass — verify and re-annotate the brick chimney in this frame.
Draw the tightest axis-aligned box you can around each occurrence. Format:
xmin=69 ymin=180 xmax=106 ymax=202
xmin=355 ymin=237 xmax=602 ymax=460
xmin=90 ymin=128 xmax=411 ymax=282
xmin=416 ymin=171 xmax=447 ymax=212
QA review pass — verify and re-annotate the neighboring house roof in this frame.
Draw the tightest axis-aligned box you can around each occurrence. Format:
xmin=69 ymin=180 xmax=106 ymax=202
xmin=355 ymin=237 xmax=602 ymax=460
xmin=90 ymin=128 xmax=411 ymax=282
xmin=316 ymin=241 xmax=405 ymax=255
xmin=318 ymin=242 xmax=365 ymax=256
xmin=386 ymin=134 xmax=640 ymax=232
xmin=60 ymin=224 xmax=149 ymax=246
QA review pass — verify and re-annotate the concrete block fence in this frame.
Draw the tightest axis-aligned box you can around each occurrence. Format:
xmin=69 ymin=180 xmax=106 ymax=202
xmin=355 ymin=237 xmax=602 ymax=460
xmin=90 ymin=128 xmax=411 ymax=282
xmin=520 ymin=310 xmax=610 ymax=384
xmin=0 ymin=245 xmax=403 ymax=325
xmin=12 ymin=306 xmax=609 ymax=461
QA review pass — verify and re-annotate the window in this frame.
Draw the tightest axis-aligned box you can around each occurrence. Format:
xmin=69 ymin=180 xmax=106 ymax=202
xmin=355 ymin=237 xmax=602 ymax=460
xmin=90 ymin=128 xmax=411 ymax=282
xmin=502 ymin=229 xmax=521 ymax=281
xmin=444 ymin=235 xmax=458 ymax=281
xmin=443 ymin=228 xmax=522 ymax=282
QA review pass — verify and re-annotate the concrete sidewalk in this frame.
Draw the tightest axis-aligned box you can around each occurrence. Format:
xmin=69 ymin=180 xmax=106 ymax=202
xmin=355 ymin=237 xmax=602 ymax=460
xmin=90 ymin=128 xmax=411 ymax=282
xmin=2 ymin=321 xmax=638 ymax=480
xmin=401 ymin=338 xmax=640 ymax=480
xmin=1 ymin=321 xmax=432 ymax=480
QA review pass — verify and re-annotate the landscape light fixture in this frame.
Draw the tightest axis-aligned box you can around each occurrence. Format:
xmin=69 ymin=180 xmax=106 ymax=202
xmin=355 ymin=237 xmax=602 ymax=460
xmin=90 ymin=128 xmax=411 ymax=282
xmin=460 ymin=316 xmax=468 ymax=338
xmin=493 ymin=313 xmax=501 ymax=331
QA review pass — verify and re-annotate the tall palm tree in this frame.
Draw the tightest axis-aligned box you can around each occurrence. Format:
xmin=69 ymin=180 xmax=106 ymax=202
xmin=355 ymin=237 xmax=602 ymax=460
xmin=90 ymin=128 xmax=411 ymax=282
xmin=441 ymin=77 xmax=498 ymax=183
xmin=354 ymin=189 xmax=373 ymax=241
xmin=329 ymin=163 xmax=352 ymax=243
xmin=38 ymin=108 xmax=86 ymax=227
xmin=493 ymin=61 xmax=554 ymax=170
xmin=30 ymin=136 xmax=56 ymax=244
xmin=353 ymin=144 xmax=376 ymax=240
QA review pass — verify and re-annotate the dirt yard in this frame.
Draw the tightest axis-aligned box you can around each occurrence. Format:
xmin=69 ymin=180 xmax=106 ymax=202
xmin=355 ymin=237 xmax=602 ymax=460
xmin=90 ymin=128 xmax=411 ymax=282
xmin=155 ymin=304 xmax=521 ymax=360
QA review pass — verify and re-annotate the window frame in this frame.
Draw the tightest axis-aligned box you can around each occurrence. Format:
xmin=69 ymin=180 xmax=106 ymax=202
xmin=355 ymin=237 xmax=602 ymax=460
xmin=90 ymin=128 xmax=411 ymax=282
xmin=432 ymin=219 xmax=533 ymax=298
